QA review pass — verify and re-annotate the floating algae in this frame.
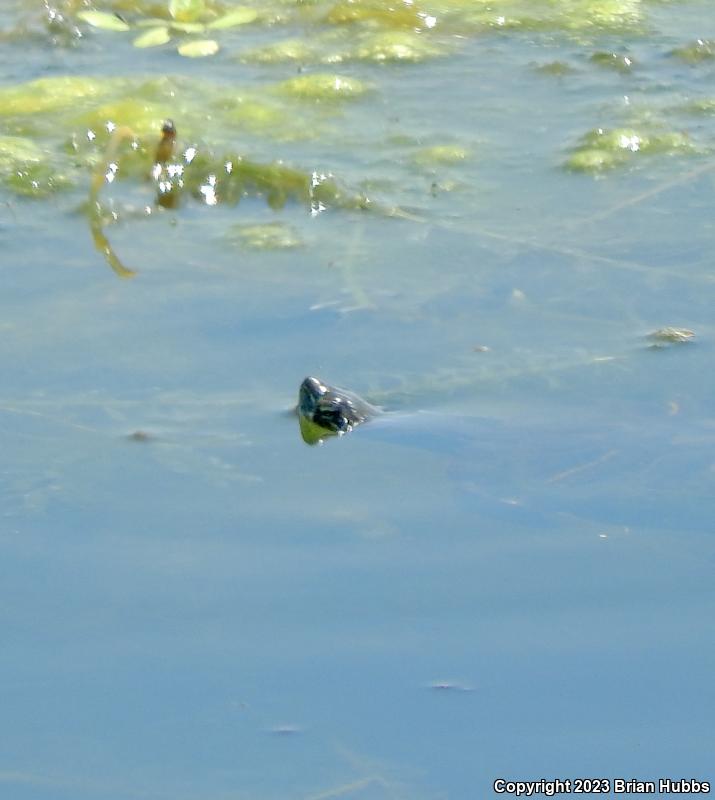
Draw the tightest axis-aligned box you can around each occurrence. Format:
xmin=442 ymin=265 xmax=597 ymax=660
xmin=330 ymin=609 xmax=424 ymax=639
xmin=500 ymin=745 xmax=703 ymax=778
xmin=77 ymin=98 xmax=177 ymax=139
xmin=85 ymin=119 xmax=384 ymax=276
xmin=218 ymin=97 xmax=294 ymax=138
xmin=271 ymin=74 xmax=373 ymax=103
xmin=7 ymin=0 xmax=653 ymax=59
xmin=533 ymin=61 xmax=577 ymax=77
xmin=0 ymin=76 xmax=113 ymax=117
xmin=243 ymin=28 xmax=448 ymax=64
xmin=317 ymin=0 xmax=642 ymax=35
xmin=0 ymin=135 xmax=74 ymax=197
xmin=670 ymin=39 xmax=714 ymax=64
xmin=429 ymin=0 xmax=645 ymax=34
xmin=71 ymin=0 xmax=260 ymax=57
xmin=353 ymin=30 xmax=446 ymax=62
xmin=225 ymin=221 xmax=304 ymax=250
xmin=412 ymin=144 xmax=470 ymax=167
xmin=589 ymin=51 xmax=634 ymax=72
xmin=240 ymin=0 xmax=646 ymax=63
xmin=0 ymin=68 xmax=393 ymax=204
xmin=565 ymin=125 xmax=697 ymax=173
xmin=242 ymin=38 xmax=319 ymax=64
xmin=324 ymin=0 xmax=437 ymax=30
xmin=0 ymin=135 xmax=44 ymax=168
xmin=6 ymin=164 xmax=74 ymax=198
xmin=680 ymin=99 xmax=715 ymax=116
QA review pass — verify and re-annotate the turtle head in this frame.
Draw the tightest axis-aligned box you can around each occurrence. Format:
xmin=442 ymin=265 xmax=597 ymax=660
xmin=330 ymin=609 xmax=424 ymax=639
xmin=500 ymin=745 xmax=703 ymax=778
xmin=298 ymin=376 xmax=366 ymax=444
xmin=298 ymin=376 xmax=327 ymax=416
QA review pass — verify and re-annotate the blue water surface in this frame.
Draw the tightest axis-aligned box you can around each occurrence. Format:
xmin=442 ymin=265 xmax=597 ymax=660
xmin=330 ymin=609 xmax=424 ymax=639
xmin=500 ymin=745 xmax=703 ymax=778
xmin=1 ymin=1 xmax=714 ymax=798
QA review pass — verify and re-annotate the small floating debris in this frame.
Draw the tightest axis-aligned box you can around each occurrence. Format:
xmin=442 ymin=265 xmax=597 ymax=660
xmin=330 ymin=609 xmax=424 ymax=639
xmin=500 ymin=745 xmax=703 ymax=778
xmin=266 ymin=724 xmax=303 ymax=736
xmin=646 ymin=327 xmax=695 ymax=347
xmin=126 ymin=430 xmax=153 ymax=442
xmin=427 ymin=681 xmax=474 ymax=693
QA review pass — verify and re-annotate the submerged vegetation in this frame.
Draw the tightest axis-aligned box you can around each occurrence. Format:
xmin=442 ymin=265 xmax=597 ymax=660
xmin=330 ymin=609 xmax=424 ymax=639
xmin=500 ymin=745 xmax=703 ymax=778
xmin=5 ymin=0 xmax=654 ymax=60
xmin=0 ymin=71 xmax=375 ymax=202
xmin=0 ymin=0 xmax=713 ymax=277
xmin=85 ymin=117 xmax=381 ymax=275
xmin=670 ymin=39 xmax=714 ymax=64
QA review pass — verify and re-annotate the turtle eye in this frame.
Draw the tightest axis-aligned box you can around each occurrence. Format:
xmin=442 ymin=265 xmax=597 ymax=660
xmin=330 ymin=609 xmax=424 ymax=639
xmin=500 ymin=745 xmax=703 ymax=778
xmin=313 ymin=401 xmax=347 ymax=432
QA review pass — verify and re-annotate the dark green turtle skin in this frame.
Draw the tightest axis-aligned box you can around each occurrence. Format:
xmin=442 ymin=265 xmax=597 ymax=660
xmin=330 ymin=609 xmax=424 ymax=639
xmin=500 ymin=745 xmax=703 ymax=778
xmin=298 ymin=376 xmax=380 ymax=444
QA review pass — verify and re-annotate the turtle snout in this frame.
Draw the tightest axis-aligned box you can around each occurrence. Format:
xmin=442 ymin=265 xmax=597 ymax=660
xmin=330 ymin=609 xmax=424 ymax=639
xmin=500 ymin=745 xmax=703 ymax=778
xmin=299 ymin=376 xmax=326 ymax=415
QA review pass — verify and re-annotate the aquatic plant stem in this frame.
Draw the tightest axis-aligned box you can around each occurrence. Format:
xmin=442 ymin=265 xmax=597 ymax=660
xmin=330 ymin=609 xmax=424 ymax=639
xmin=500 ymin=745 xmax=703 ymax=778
xmin=88 ymin=125 xmax=138 ymax=278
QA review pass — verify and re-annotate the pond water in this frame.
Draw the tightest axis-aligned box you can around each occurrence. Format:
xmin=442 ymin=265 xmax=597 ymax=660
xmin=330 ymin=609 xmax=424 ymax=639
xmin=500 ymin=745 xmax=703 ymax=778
xmin=1 ymin=1 xmax=714 ymax=798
